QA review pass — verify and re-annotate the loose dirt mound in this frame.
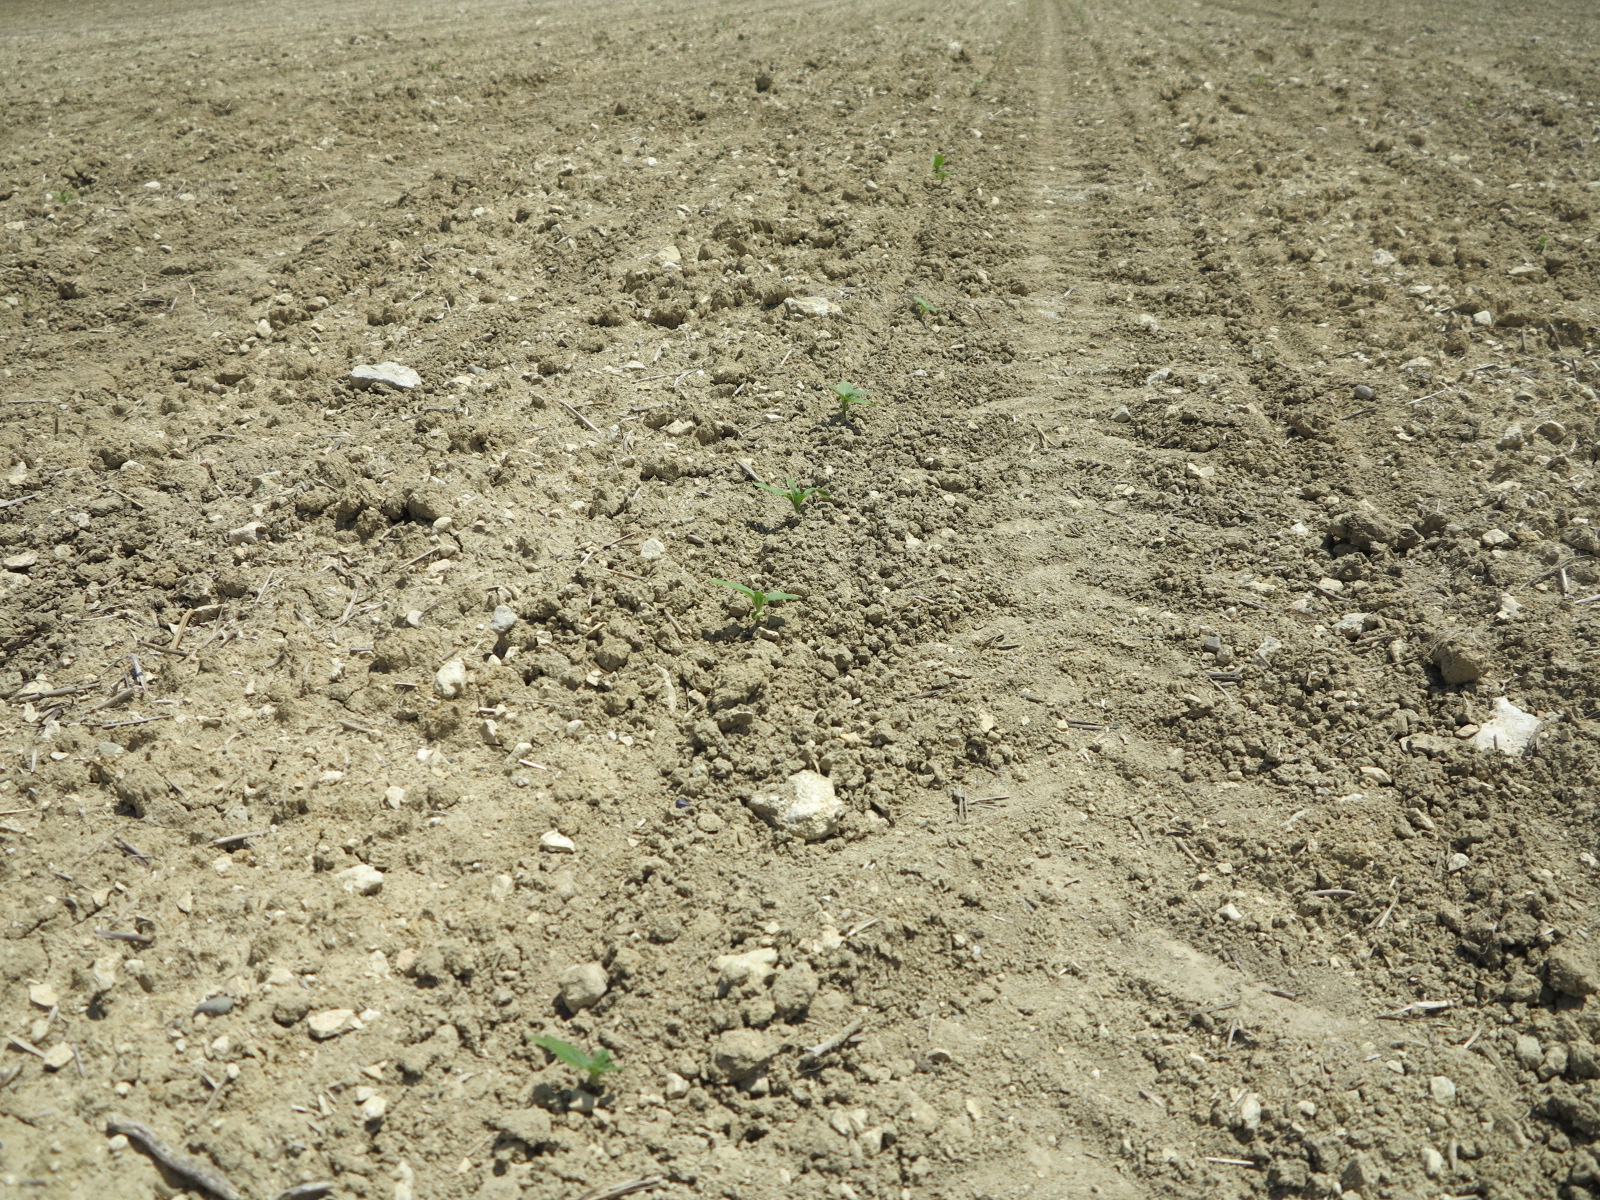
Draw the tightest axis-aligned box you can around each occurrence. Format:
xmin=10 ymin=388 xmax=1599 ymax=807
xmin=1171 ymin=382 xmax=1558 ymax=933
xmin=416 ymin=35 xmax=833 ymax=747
xmin=1 ymin=0 xmax=1598 ymax=1198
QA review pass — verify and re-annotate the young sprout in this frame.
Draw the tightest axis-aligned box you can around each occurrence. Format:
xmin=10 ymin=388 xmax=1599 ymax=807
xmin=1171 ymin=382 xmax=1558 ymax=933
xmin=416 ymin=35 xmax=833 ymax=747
xmin=711 ymin=579 xmax=799 ymax=623
xmin=752 ymin=476 xmax=829 ymax=514
xmin=931 ymin=152 xmax=950 ymax=181
xmin=911 ymin=296 xmax=937 ymax=317
xmin=528 ymin=1034 xmax=617 ymax=1090
xmin=1535 ymin=235 xmax=1550 ymax=254
xmin=827 ymin=381 xmax=874 ymax=416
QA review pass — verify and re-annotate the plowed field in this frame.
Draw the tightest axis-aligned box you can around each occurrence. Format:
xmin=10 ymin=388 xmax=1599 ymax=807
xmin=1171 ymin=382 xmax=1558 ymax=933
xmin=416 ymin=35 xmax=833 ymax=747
xmin=2 ymin=1 xmax=1599 ymax=1198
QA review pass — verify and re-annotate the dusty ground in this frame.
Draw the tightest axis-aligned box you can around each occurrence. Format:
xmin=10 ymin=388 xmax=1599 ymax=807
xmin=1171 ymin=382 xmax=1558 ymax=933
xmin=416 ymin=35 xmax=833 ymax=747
xmin=2 ymin=0 xmax=1599 ymax=1197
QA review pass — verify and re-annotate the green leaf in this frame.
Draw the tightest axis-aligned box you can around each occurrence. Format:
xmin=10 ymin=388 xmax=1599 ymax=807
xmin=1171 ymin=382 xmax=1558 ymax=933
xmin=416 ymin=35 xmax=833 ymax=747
xmin=711 ymin=579 xmax=757 ymax=601
xmin=529 ymin=1034 xmax=613 ymax=1076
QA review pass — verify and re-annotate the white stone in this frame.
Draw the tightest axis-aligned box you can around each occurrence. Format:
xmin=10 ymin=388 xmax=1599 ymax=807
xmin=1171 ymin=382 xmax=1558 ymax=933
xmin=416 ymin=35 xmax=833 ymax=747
xmin=1473 ymin=310 xmax=1494 ymax=327
xmin=540 ymin=830 xmax=576 ymax=853
xmin=714 ymin=947 xmax=779 ymax=989
xmin=28 ymin=983 xmax=58 ymax=1009
xmin=307 ymin=1009 xmax=360 ymax=1040
xmin=350 ymin=362 xmax=422 ymax=391
xmin=383 ymin=786 xmax=406 ymax=810
xmin=1421 ymin=1147 xmax=1445 ymax=1177
xmin=1217 ymin=903 xmax=1244 ymax=923
xmin=1371 ymin=249 xmax=1398 ymax=267
xmin=1429 ymin=1075 xmax=1457 ymax=1104
xmin=226 ymin=522 xmax=262 ymax=545
xmin=1447 ymin=852 xmax=1471 ymax=873
xmin=1469 ymin=697 xmax=1541 ymax=755
xmin=489 ymin=605 xmax=518 ymax=634
xmin=490 ymin=874 xmax=513 ymax=902
xmin=639 ymin=537 xmax=667 ymax=560
xmin=663 ymin=1071 xmax=690 ymax=1099
xmin=434 ymin=658 xmax=468 ymax=699
xmin=747 ymin=770 xmax=844 ymax=841
xmin=1332 ymin=612 xmax=1376 ymax=639
xmin=1238 ymin=1093 xmax=1262 ymax=1131
xmin=559 ymin=961 xmax=609 ymax=1011
xmin=336 ymin=864 xmax=385 ymax=896
xmin=784 ymin=295 xmax=841 ymax=318
xmin=42 ymin=1043 xmax=74 ymax=1071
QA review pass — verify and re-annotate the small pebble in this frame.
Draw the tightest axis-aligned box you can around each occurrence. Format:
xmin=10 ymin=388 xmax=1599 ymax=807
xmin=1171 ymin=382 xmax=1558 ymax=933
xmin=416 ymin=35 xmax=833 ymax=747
xmin=434 ymin=658 xmax=468 ymax=700
xmin=307 ymin=1009 xmax=360 ymax=1040
xmin=540 ymin=830 xmax=576 ymax=853
xmin=194 ymin=995 xmax=236 ymax=1017
xmin=714 ymin=947 xmax=778 ymax=989
xmin=1353 ymin=384 xmax=1375 ymax=401
xmin=559 ymin=962 xmax=609 ymax=1011
xmin=1237 ymin=1093 xmax=1262 ymax=1131
xmin=489 ymin=604 xmax=518 ymax=634
xmin=336 ymin=864 xmax=385 ymax=896
xmin=350 ymin=362 xmax=421 ymax=391
xmin=1429 ymin=1075 xmax=1457 ymax=1104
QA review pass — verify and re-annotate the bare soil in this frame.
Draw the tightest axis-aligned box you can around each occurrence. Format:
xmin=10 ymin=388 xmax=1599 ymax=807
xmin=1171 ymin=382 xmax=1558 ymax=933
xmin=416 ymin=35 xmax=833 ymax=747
xmin=2 ymin=1 xmax=1599 ymax=1198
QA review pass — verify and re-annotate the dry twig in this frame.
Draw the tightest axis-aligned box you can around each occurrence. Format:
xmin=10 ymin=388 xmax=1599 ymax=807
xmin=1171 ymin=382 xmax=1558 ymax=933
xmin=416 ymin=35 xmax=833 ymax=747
xmin=106 ymin=1119 xmax=244 ymax=1200
xmin=801 ymin=1019 xmax=865 ymax=1063
xmin=572 ymin=1177 xmax=664 ymax=1200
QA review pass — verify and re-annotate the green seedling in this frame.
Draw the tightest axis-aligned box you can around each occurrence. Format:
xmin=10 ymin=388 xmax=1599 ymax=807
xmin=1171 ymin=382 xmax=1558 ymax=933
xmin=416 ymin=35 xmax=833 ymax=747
xmin=752 ymin=476 xmax=828 ymax=514
xmin=827 ymin=380 xmax=874 ymax=415
xmin=1535 ymin=235 xmax=1550 ymax=254
xmin=911 ymin=295 xmax=937 ymax=317
xmin=529 ymin=1034 xmax=617 ymax=1089
xmin=48 ymin=191 xmax=76 ymax=203
xmin=711 ymin=579 xmax=798 ymax=622
xmin=931 ymin=152 xmax=950 ymax=181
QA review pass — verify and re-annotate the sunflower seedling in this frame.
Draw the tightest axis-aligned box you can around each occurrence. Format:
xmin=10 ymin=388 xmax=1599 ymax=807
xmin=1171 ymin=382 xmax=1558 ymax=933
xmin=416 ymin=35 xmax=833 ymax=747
xmin=712 ymin=579 xmax=798 ymax=622
xmin=752 ymin=476 xmax=829 ymax=514
xmin=912 ymin=296 xmax=937 ymax=317
xmin=827 ymin=380 xmax=874 ymax=416
xmin=932 ymin=152 xmax=950 ymax=181
xmin=528 ymin=1034 xmax=617 ymax=1090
